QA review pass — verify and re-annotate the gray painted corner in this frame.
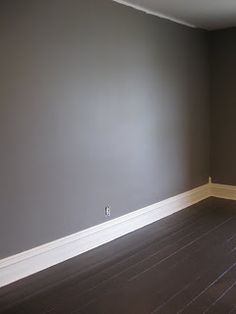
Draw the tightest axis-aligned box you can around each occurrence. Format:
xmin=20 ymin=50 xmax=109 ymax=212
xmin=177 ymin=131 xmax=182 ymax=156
xmin=210 ymin=27 xmax=236 ymax=185
xmin=0 ymin=0 xmax=210 ymax=259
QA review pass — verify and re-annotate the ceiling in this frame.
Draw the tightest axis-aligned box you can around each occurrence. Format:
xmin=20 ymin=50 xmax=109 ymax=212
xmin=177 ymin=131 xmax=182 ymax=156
xmin=114 ymin=0 xmax=236 ymax=30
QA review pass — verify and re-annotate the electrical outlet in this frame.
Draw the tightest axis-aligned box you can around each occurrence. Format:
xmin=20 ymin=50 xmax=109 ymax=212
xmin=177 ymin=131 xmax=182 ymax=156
xmin=104 ymin=206 xmax=111 ymax=217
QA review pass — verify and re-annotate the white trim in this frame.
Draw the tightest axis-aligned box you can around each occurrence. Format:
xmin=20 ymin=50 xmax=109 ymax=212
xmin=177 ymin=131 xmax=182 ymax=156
xmin=1 ymin=181 xmax=235 ymax=288
xmin=112 ymin=0 xmax=197 ymax=29
xmin=0 ymin=183 xmax=210 ymax=288
xmin=210 ymin=182 xmax=236 ymax=200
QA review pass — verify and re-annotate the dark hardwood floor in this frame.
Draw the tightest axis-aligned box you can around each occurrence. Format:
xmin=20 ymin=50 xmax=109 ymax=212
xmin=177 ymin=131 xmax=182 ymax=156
xmin=1 ymin=197 xmax=236 ymax=314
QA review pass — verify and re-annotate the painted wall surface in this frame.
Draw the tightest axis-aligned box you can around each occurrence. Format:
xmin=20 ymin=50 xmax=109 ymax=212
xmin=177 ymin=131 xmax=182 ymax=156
xmin=210 ymin=28 xmax=236 ymax=185
xmin=0 ymin=0 xmax=210 ymax=259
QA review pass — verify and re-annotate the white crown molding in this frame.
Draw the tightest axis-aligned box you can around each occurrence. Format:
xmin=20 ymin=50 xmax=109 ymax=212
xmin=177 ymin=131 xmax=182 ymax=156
xmin=0 ymin=183 xmax=210 ymax=288
xmin=113 ymin=0 xmax=197 ymax=29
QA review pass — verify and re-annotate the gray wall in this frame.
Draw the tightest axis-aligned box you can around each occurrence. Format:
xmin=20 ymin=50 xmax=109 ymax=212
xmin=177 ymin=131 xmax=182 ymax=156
xmin=210 ymin=28 xmax=236 ymax=184
xmin=0 ymin=0 xmax=210 ymax=259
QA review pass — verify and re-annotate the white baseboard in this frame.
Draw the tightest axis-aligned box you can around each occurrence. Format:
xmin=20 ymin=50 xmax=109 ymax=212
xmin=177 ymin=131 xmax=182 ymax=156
xmin=0 ymin=183 xmax=211 ymax=288
xmin=210 ymin=182 xmax=236 ymax=200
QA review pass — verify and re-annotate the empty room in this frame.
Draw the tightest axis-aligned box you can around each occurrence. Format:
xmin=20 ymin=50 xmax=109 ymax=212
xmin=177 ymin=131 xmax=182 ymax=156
xmin=1 ymin=0 xmax=236 ymax=313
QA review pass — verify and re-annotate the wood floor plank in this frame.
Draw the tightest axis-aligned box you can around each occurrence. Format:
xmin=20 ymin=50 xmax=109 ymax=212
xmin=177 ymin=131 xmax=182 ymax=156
xmin=77 ymin=231 xmax=236 ymax=314
xmin=26 ymin=209 xmax=228 ymax=313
